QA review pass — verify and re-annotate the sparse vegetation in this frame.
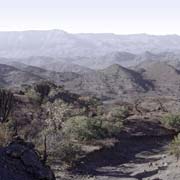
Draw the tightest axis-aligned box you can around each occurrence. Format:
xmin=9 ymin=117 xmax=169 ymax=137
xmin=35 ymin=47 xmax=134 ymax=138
xmin=170 ymin=134 xmax=180 ymax=160
xmin=161 ymin=114 xmax=180 ymax=130
xmin=54 ymin=140 xmax=81 ymax=165
xmin=0 ymin=124 xmax=12 ymax=147
xmin=26 ymin=88 xmax=41 ymax=102
xmin=0 ymin=83 xmax=130 ymax=167
xmin=107 ymin=106 xmax=129 ymax=120
xmin=35 ymin=131 xmax=81 ymax=165
xmin=0 ymin=116 xmax=17 ymax=147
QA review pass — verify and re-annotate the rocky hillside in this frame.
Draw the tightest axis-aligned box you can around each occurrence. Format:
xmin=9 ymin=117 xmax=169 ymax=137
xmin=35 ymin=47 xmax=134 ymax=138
xmin=2 ymin=61 xmax=180 ymax=100
xmin=65 ymin=64 xmax=153 ymax=100
xmin=0 ymin=63 xmax=81 ymax=88
xmin=41 ymin=61 xmax=94 ymax=74
xmin=1 ymin=56 xmax=95 ymax=74
xmin=0 ymin=64 xmax=43 ymax=88
xmin=137 ymin=62 xmax=180 ymax=96
xmin=71 ymin=52 xmax=139 ymax=69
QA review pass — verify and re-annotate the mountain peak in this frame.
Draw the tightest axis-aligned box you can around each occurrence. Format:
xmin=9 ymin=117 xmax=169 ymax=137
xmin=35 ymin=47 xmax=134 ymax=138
xmin=101 ymin=64 xmax=132 ymax=75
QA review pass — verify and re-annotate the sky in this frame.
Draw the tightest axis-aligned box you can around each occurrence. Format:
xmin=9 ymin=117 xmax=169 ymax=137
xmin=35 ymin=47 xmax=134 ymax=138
xmin=0 ymin=0 xmax=180 ymax=35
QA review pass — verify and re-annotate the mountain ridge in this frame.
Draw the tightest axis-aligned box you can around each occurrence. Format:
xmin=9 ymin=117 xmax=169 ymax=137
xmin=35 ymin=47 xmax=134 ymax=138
xmin=0 ymin=30 xmax=180 ymax=59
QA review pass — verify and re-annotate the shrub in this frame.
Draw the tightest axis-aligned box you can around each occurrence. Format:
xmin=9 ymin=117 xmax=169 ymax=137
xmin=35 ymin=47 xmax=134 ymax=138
xmin=63 ymin=116 xmax=107 ymax=141
xmin=0 ymin=124 xmax=13 ymax=147
xmin=169 ymin=134 xmax=180 ymax=160
xmin=55 ymin=140 xmax=81 ymax=165
xmin=26 ymin=89 xmax=41 ymax=103
xmin=102 ymin=118 xmax=123 ymax=137
xmin=34 ymin=81 xmax=52 ymax=104
xmin=161 ymin=114 xmax=180 ymax=130
xmin=35 ymin=132 xmax=81 ymax=165
xmin=0 ymin=89 xmax=14 ymax=123
xmin=63 ymin=114 xmax=124 ymax=141
xmin=102 ymin=107 xmax=126 ymax=136
xmin=107 ymin=106 xmax=129 ymax=120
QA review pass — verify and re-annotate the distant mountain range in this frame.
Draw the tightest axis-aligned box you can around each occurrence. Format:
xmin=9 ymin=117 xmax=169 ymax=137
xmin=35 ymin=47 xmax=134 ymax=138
xmin=1 ymin=30 xmax=180 ymax=69
xmin=0 ymin=30 xmax=180 ymax=69
xmin=1 ymin=30 xmax=180 ymax=100
xmin=1 ymin=30 xmax=180 ymax=58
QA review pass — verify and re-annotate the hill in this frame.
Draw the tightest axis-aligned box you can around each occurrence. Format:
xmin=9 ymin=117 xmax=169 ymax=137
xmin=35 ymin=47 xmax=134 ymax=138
xmin=65 ymin=64 xmax=153 ymax=100
xmin=0 ymin=64 xmax=43 ymax=88
xmin=2 ymin=56 xmax=95 ymax=74
xmin=138 ymin=62 xmax=180 ymax=96
xmin=41 ymin=61 xmax=94 ymax=74
xmin=2 ymin=61 xmax=180 ymax=100
xmin=0 ymin=63 xmax=81 ymax=88
xmin=73 ymin=52 xmax=138 ymax=69
xmin=134 ymin=52 xmax=180 ymax=69
xmin=8 ymin=62 xmax=80 ymax=83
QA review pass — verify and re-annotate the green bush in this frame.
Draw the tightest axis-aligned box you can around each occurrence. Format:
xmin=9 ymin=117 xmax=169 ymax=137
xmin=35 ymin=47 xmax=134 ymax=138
xmin=102 ymin=107 xmax=126 ymax=136
xmin=0 ymin=124 xmax=13 ymax=147
xmin=34 ymin=132 xmax=81 ymax=165
xmin=56 ymin=141 xmax=81 ymax=165
xmin=26 ymin=89 xmax=41 ymax=103
xmin=170 ymin=134 xmax=180 ymax=160
xmin=39 ymin=141 xmax=81 ymax=165
xmin=63 ymin=116 xmax=107 ymax=141
xmin=108 ymin=106 xmax=129 ymax=120
xmin=102 ymin=118 xmax=123 ymax=137
xmin=161 ymin=114 xmax=180 ymax=130
xmin=63 ymin=114 xmax=124 ymax=141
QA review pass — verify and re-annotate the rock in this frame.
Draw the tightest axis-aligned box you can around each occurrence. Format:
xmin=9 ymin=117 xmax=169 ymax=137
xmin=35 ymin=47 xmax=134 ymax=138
xmin=132 ymin=168 xmax=159 ymax=179
xmin=0 ymin=137 xmax=55 ymax=180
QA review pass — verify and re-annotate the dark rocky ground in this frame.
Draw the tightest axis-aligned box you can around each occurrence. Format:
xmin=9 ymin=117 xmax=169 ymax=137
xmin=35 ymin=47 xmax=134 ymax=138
xmin=0 ymin=137 xmax=55 ymax=180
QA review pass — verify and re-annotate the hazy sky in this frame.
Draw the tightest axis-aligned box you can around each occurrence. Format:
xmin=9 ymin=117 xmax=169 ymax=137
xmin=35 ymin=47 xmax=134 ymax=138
xmin=0 ymin=0 xmax=180 ymax=34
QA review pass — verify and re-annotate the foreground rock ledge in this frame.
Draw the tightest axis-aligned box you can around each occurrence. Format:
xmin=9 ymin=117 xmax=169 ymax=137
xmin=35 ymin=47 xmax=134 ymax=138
xmin=0 ymin=137 xmax=55 ymax=180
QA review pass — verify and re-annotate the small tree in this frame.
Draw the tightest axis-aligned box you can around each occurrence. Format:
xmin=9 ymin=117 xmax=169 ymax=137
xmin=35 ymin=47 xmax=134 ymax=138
xmin=34 ymin=82 xmax=51 ymax=104
xmin=0 ymin=89 xmax=14 ymax=123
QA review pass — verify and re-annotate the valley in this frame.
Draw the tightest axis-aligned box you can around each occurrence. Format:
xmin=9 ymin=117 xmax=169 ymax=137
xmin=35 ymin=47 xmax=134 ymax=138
xmin=1 ymin=30 xmax=180 ymax=180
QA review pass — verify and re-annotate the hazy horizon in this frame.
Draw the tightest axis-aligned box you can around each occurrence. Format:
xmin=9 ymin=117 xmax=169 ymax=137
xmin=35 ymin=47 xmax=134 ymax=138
xmin=0 ymin=29 xmax=180 ymax=36
xmin=0 ymin=0 xmax=180 ymax=35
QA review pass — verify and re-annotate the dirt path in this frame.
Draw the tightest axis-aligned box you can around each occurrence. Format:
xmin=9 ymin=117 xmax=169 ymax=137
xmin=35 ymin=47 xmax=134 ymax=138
xmin=53 ymin=135 xmax=180 ymax=180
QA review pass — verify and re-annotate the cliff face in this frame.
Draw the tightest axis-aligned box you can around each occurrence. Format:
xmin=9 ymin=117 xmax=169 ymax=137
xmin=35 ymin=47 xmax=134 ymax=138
xmin=0 ymin=137 xmax=55 ymax=180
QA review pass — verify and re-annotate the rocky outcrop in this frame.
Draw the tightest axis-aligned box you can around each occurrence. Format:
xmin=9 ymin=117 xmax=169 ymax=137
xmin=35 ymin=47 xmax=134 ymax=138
xmin=0 ymin=137 xmax=55 ymax=180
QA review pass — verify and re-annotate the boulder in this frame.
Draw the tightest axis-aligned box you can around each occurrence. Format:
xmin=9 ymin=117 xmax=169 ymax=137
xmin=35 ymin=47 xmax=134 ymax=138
xmin=0 ymin=137 xmax=55 ymax=180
